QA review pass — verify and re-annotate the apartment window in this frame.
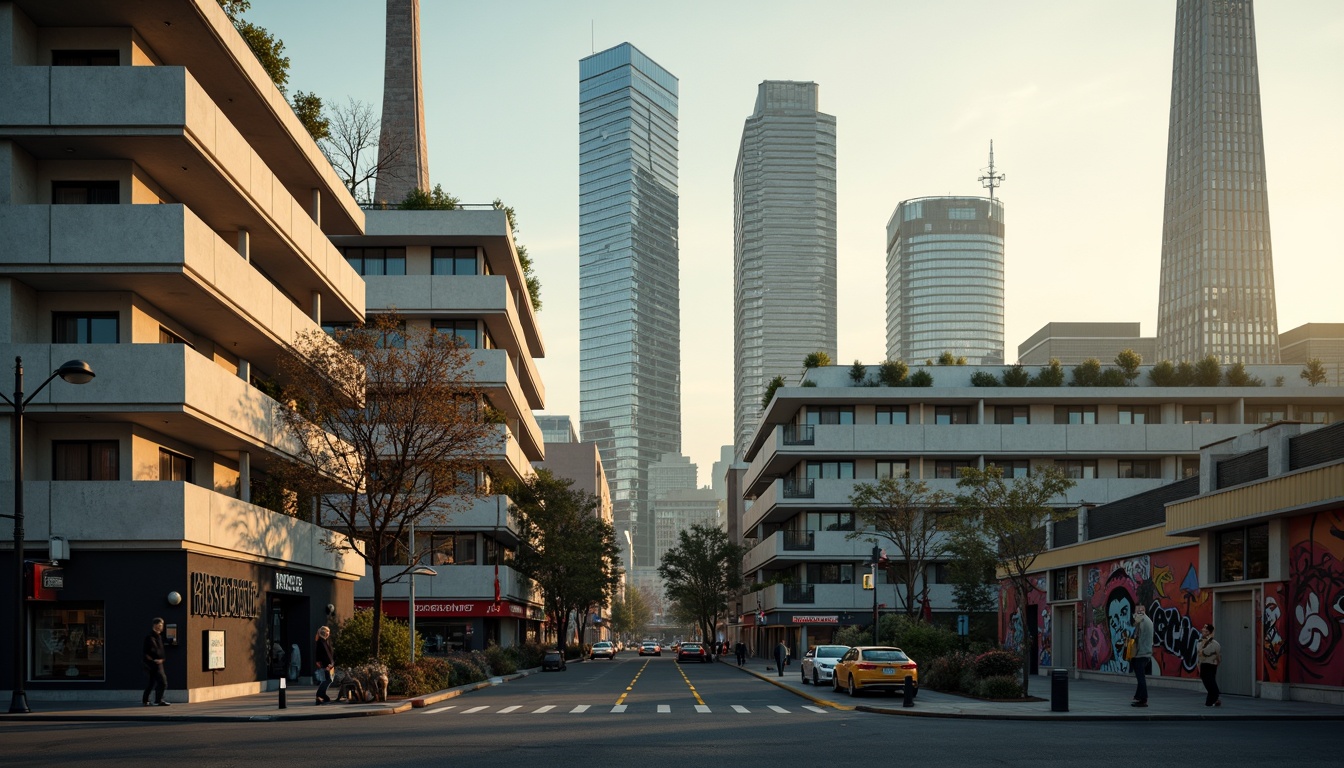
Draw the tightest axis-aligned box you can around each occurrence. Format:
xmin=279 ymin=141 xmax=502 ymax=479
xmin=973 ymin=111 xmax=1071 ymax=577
xmin=1118 ymin=460 xmax=1161 ymax=479
xmin=1295 ymin=409 xmax=1336 ymax=425
xmin=158 ymin=448 xmax=193 ymax=482
xmin=1217 ymin=524 xmax=1269 ymax=582
xmin=1055 ymin=459 xmax=1098 ymax=479
xmin=995 ymin=406 xmax=1029 ymax=425
xmin=431 ymin=247 xmax=478 ymax=275
xmin=1183 ymin=405 xmax=1217 ymax=424
xmin=442 ymin=533 xmax=478 ymax=565
xmin=934 ymin=460 xmax=973 ymax=479
xmin=805 ymin=512 xmax=855 ymax=531
xmin=935 ymin=406 xmax=972 ymax=425
xmin=875 ymin=406 xmax=909 ymax=425
xmin=53 ymin=441 xmax=119 ymax=481
xmin=1051 ymin=568 xmax=1079 ymax=601
xmin=1180 ymin=458 xmax=1201 ymax=479
xmin=929 ymin=563 xmax=952 ymax=584
xmin=1054 ymin=405 xmax=1097 ymax=425
xmin=52 ymin=180 xmax=119 ymax=205
xmin=342 ymin=247 xmax=406 ymax=276
xmin=158 ymin=326 xmax=192 ymax=346
xmin=1246 ymin=407 xmax=1287 ymax=425
xmin=805 ymin=407 xmax=854 ymax=425
xmin=1118 ymin=406 xmax=1159 ymax=425
xmin=875 ymin=460 xmax=909 ymax=479
xmin=805 ymin=461 xmax=854 ymax=480
xmin=53 ymin=313 xmax=118 ymax=344
xmin=322 ymin=322 xmax=356 ymax=335
xmin=432 ymin=319 xmax=478 ymax=349
xmin=806 ymin=563 xmax=854 ymax=584
xmin=988 ymin=460 xmax=1031 ymax=478
xmin=52 ymin=49 xmax=119 ymax=66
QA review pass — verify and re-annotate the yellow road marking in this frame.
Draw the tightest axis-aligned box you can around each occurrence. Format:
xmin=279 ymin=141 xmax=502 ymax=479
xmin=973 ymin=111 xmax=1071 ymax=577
xmin=615 ymin=659 xmax=650 ymax=705
xmin=676 ymin=661 xmax=706 ymax=705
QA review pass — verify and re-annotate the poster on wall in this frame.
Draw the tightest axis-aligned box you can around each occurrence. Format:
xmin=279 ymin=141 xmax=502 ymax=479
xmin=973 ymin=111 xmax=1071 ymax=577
xmin=205 ymin=630 xmax=225 ymax=670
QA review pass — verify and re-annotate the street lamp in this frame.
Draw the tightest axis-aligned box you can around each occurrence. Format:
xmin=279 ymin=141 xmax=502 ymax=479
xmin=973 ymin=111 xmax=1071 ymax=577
xmin=3 ymin=357 xmax=96 ymax=714
xmin=406 ymin=565 xmax=436 ymax=663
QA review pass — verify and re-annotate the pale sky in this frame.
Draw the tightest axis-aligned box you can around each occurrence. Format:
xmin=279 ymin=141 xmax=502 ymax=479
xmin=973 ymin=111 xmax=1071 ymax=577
xmin=248 ymin=1 xmax=1344 ymax=486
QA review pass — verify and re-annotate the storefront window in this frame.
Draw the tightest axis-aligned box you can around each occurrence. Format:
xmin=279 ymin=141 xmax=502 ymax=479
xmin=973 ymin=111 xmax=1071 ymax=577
xmin=31 ymin=601 xmax=105 ymax=681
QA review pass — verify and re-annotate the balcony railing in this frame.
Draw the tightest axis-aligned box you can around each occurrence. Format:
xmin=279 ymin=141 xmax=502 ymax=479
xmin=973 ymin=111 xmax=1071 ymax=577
xmin=783 ymin=424 xmax=815 ymax=445
xmin=782 ymin=530 xmax=816 ymax=551
xmin=783 ymin=584 xmax=816 ymax=603
xmin=782 ymin=478 xmax=815 ymax=499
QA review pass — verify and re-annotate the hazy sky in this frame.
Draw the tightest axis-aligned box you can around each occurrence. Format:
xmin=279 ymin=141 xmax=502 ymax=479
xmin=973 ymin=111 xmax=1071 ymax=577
xmin=248 ymin=1 xmax=1344 ymax=485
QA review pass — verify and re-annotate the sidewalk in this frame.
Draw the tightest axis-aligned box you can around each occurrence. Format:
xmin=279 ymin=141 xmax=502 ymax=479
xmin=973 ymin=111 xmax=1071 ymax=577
xmin=727 ymin=657 xmax=1344 ymax=721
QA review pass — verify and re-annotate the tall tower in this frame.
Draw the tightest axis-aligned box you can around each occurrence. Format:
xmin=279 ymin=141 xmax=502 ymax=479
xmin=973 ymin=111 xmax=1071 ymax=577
xmin=578 ymin=43 xmax=681 ymax=570
xmin=1156 ymin=0 xmax=1279 ymax=364
xmin=374 ymin=0 xmax=430 ymax=205
xmin=733 ymin=81 xmax=837 ymax=460
xmin=886 ymin=196 xmax=1005 ymax=365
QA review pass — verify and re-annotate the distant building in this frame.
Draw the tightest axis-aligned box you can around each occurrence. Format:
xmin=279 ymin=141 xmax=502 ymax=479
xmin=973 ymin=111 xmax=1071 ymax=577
xmin=886 ymin=196 xmax=1005 ymax=365
xmin=1279 ymin=323 xmax=1344 ymax=387
xmin=1018 ymin=322 xmax=1156 ymax=366
xmin=652 ymin=487 xmax=723 ymax=569
xmin=1156 ymin=0 xmax=1279 ymax=364
xmin=535 ymin=414 xmax=579 ymax=444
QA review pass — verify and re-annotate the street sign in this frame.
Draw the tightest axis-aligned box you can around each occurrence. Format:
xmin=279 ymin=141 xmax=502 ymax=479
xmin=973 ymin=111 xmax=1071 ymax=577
xmin=957 ymin=614 xmax=969 ymax=636
xmin=862 ymin=573 xmax=874 ymax=590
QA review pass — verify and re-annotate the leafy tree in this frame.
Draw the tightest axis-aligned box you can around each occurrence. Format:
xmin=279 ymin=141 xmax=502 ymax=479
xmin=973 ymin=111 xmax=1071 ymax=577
xmin=608 ymin=586 xmax=653 ymax=642
xmin=321 ymin=97 xmax=402 ymax=204
xmin=1224 ymin=362 xmax=1263 ymax=387
xmin=658 ymin=523 xmax=747 ymax=651
xmin=274 ymin=313 xmax=499 ymax=660
xmin=849 ymin=360 xmax=868 ymax=385
xmin=1115 ymin=349 xmax=1143 ymax=385
xmin=1147 ymin=360 xmax=1177 ymax=386
xmin=950 ymin=465 xmax=1076 ymax=696
xmin=937 ymin=351 xmax=967 ymax=366
xmin=289 ymin=90 xmax=329 ymax=141
xmin=1030 ymin=359 xmax=1065 ymax=387
xmin=909 ymin=369 xmax=934 ymax=387
xmin=399 ymin=184 xmax=460 ymax=210
xmin=492 ymin=199 xmax=543 ymax=313
xmin=970 ymin=371 xmax=999 ymax=387
xmin=1193 ymin=355 xmax=1222 ymax=387
xmin=506 ymin=470 xmax=623 ymax=653
xmin=944 ymin=530 xmax=998 ymax=616
xmin=217 ymin=1 xmax=327 ymax=141
xmin=803 ymin=351 xmax=832 ymax=370
xmin=1174 ymin=360 xmax=1196 ymax=386
xmin=878 ymin=359 xmax=909 ymax=387
xmin=1301 ymin=358 xmax=1328 ymax=387
xmin=1070 ymin=358 xmax=1102 ymax=387
xmin=849 ymin=476 xmax=954 ymax=616
xmin=1001 ymin=364 xmax=1030 ymax=387
xmin=761 ymin=374 xmax=786 ymax=409
xmin=1098 ymin=368 xmax=1128 ymax=387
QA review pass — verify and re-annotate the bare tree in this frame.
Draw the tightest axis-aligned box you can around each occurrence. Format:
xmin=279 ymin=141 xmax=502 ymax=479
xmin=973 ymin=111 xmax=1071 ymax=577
xmin=849 ymin=475 xmax=954 ymax=616
xmin=319 ymin=98 xmax=404 ymax=205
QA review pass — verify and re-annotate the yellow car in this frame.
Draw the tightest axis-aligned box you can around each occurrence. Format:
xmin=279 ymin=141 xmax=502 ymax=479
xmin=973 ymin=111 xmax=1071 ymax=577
xmin=831 ymin=646 xmax=918 ymax=698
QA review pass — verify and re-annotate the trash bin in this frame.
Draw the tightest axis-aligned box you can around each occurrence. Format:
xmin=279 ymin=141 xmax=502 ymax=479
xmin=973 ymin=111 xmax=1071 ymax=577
xmin=1050 ymin=668 xmax=1069 ymax=712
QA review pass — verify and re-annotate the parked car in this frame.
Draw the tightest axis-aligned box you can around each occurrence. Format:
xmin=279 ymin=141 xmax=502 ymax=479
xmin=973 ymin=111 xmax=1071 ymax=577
xmin=639 ymin=642 xmax=661 ymax=657
xmin=831 ymin=646 xmax=917 ymax=697
xmin=799 ymin=644 xmax=850 ymax=685
xmin=589 ymin=641 xmax=616 ymax=660
xmin=543 ymin=649 xmax=567 ymax=672
xmin=676 ymin=642 xmax=710 ymax=663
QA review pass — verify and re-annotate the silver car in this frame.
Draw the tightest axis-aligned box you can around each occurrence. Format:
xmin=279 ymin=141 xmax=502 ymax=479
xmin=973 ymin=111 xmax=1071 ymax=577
xmin=800 ymin=644 xmax=850 ymax=686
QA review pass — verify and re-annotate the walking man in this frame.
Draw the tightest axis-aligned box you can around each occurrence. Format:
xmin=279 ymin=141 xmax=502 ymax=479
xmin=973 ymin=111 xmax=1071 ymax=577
xmin=1129 ymin=604 xmax=1155 ymax=707
xmin=734 ymin=640 xmax=747 ymax=667
xmin=774 ymin=640 xmax=788 ymax=677
xmin=142 ymin=617 xmax=169 ymax=706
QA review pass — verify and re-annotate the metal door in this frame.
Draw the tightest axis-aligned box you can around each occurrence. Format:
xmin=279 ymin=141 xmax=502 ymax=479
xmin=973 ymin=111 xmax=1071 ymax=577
xmin=1052 ymin=605 xmax=1076 ymax=669
xmin=1217 ymin=596 xmax=1254 ymax=696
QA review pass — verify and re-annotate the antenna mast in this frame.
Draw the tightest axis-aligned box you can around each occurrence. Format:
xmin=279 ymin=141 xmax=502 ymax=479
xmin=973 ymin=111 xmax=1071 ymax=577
xmin=979 ymin=140 xmax=1005 ymax=198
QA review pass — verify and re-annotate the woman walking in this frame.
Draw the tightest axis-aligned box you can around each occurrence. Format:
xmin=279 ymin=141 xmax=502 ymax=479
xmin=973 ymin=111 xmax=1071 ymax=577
xmin=1198 ymin=623 xmax=1222 ymax=707
xmin=314 ymin=626 xmax=335 ymax=705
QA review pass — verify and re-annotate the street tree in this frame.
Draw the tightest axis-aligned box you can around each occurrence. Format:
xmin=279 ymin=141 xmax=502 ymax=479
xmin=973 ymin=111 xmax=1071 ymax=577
xmin=608 ymin=585 xmax=653 ymax=643
xmin=848 ymin=476 xmax=954 ymax=616
xmin=273 ymin=313 xmax=499 ymax=660
xmin=658 ymin=523 xmax=748 ymax=650
xmin=951 ymin=465 xmax=1076 ymax=695
xmin=1301 ymin=358 xmax=1328 ymax=387
xmin=506 ymin=469 xmax=623 ymax=653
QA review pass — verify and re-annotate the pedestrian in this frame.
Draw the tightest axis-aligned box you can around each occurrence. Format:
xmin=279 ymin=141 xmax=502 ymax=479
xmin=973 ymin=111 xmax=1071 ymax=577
xmin=734 ymin=640 xmax=747 ymax=667
xmin=142 ymin=617 xmax=169 ymax=706
xmin=774 ymin=640 xmax=788 ymax=677
xmin=314 ymin=625 xmax=335 ymax=705
xmin=1198 ymin=623 xmax=1222 ymax=707
xmin=1128 ymin=603 xmax=1155 ymax=707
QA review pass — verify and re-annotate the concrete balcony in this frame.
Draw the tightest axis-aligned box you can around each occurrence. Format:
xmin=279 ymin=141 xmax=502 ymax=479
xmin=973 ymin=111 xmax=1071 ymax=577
xmin=470 ymin=348 xmax=544 ymax=457
xmin=1 ymin=204 xmax=351 ymax=362
xmin=745 ymin=582 xmax=961 ymax=615
xmin=2 ymin=479 xmax=364 ymax=579
xmin=746 ymin=477 xmax=864 ymax=531
xmin=743 ymin=529 xmax=873 ymax=573
xmin=359 ymin=564 xmax=530 ymax=603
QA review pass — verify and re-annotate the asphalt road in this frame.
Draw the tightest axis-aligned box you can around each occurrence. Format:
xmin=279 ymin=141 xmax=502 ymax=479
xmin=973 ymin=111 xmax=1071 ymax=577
xmin=4 ymin=655 xmax=1341 ymax=767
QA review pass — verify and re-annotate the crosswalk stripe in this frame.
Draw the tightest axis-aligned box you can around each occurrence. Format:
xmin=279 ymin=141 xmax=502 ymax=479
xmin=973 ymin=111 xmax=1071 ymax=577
xmin=732 ymin=705 xmax=750 ymax=713
xmin=498 ymin=705 xmax=521 ymax=713
xmin=803 ymin=706 xmax=827 ymax=713
xmin=611 ymin=704 xmax=627 ymax=713
xmin=533 ymin=706 xmax=555 ymax=713
xmin=427 ymin=703 xmax=833 ymax=715
xmin=657 ymin=704 xmax=671 ymax=713
xmin=423 ymin=704 xmax=457 ymax=714
xmin=768 ymin=706 xmax=789 ymax=713
xmin=462 ymin=706 xmax=489 ymax=714
xmin=570 ymin=705 xmax=590 ymax=713
xmin=695 ymin=705 xmax=711 ymax=713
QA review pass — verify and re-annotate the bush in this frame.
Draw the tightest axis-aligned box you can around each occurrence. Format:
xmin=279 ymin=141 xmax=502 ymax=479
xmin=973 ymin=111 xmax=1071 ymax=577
xmin=879 ymin=614 xmax=959 ymax=663
xmin=565 ymin=642 xmax=585 ymax=660
xmin=922 ymin=651 xmax=976 ymax=692
xmin=332 ymin=609 xmax=417 ymax=669
xmin=974 ymin=649 xmax=1021 ymax=679
xmin=388 ymin=656 xmax=454 ymax=697
xmin=969 ymin=371 xmax=999 ymax=387
xmin=975 ymin=675 xmax=1023 ymax=699
xmin=835 ymin=624 xmax=872 ymax=648
xmin=512 ymin=641 xmax=548 ymax=670
xmin=441 ymin=651 xmax=488 ymax=687
xmin=482 ymin=642 xmax=517 ymax=676
xmin=878 ymin=360 xmax=909 ymax=387
xmin=909 ymin=370 xmax=933 ymax=387
xmin=1001 ymin=364 xmax=1030 ymax=387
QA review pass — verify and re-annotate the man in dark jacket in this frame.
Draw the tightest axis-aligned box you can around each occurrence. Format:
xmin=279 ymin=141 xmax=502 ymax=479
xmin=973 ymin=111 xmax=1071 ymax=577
xmin=774 ymin=640 xmax=788 ymax=677
xmin=142 ymin=618 xmax=169 ymax=706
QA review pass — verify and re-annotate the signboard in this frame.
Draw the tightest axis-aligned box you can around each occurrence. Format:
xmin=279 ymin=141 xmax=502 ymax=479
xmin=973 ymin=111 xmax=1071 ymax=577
xmin=273 ymin=572 xmax=305 ymax=594
xmin=205 ymin=630 xmax=225 ymax=670
xmin=957 ymin=614 xmax=969 ymax=637
xmin=354 ymin=599 xmax=529 ymax=619
xmin=791 ymin=615 xmax=839 ymax=625
xmin=28 ymin=562 xmax=64 ymax=601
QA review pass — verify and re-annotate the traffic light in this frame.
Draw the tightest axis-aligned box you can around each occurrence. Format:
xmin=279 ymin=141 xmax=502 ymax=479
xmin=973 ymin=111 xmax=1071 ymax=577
xmin=862 ymin=573 xmax=874 ymax=590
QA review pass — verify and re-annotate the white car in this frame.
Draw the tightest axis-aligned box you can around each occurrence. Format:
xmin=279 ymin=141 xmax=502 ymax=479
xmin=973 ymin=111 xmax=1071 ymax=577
xmin=800 ymin=644 xmax=850 ymax=686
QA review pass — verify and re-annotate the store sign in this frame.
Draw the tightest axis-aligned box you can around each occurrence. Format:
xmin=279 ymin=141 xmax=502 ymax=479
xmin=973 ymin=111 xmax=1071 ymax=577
xmin=28 ymin=562 xmax=64 ymax=601
xmin=792 ymin=615 xmax=839 ymax=625
xmin=190 ymin=572 xmax=260 ymax=618
xmin=273 ymin=572 xmax=305 ymax=594
xmin=355 ymin=599 xmax=528 ymax=618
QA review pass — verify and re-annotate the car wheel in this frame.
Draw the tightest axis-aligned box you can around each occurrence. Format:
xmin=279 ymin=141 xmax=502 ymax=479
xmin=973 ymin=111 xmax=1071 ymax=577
xmin=833 ymin=675 xmax=841 ymax=693
xmin=813 ymin=670 xmax=820 ymax=686
xmin=801 ymin=667 xmax=809 ymax=684
xmin=847 ymin=676 xmax=858 ymax=697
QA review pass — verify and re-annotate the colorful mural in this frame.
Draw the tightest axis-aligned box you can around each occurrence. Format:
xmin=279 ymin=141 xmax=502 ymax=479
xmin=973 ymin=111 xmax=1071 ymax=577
xmin=1260 ymin=582 xmax=1288 ymax=684
xmin=999 ymin=576 xmax=1048 ymax=667
xmin=1287 ymin=509 xmax=1344 ymax=688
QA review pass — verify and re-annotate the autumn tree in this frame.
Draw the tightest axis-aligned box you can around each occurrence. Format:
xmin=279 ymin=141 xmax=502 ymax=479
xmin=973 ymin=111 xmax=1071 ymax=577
xmin=658 ymin=523 xmax=747 ymax=652
xmin=950 ymin=465 xmax=1076 ymax=695
xmin=274 ymin=313 xmax=498 ymax=659
xmin=848 ymin=476 xmax=954 ymax=616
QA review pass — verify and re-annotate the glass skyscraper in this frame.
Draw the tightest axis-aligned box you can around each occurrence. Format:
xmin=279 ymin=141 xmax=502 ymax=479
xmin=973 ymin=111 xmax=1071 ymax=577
xmin=886 ymin=196 xmax=1005 ymax=365
xmin=1156 ymin=0 xmax=1278 ymax=364
xmin=733 ymin=81 xmax=837 ymax=461
xmin=578 ymin=43 xmax=681 ymax=569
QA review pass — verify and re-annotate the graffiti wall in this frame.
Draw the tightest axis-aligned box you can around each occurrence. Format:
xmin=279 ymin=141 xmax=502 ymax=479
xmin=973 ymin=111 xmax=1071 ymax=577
xmin=1260 ymin=582 xmax=1288 ymax=684
xmin=1287 ymin=509 xmax=1344 ymax=688
xmin=999 ymin=575 xmax=1049 ymax=667
xmin=1078 ymin=547 xmax=1209 ymax=679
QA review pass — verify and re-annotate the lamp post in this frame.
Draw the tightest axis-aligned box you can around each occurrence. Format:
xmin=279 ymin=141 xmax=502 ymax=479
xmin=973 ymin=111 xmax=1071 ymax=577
xmin=3 ymin=357 xmax=96 ymax=714
xmin=406 ymin=565 xmax=436 ymax=663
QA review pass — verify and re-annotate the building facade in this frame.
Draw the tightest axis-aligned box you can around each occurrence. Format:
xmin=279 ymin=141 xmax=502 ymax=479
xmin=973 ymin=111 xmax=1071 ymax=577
xmin=0 ymin=0 xmax=367 ymax=702
xmin=578 ymin=43 xmax=681 ymax=570
xmin=1155 ymin=0 xmax=1279 ymax=364
xmin=737 ymin=362 xmax=1344 ymax=659
xmin=1279 ymin=323 xmax=1344 ymax=388
xmin=733 ymin=81 xmax=837 ymax=460
xmin=1017 ymin=322 xmax=1156 ymax=366
xmin=886 ymin=197 xmax=1005 ymax=366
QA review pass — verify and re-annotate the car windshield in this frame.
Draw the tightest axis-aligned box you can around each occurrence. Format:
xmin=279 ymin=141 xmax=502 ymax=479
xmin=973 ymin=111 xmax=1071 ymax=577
xmin=861 ymin=649 xmax=910 ymax=662
xmin=816 ymin=646 xmax=847 ymax=658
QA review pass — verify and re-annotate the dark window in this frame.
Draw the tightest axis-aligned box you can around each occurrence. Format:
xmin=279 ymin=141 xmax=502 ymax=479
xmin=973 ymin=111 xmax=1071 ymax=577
xmin=1051 ymin=568 xmax=1079 ymax=600
xmin=1055 ymin=405 xmax=1097 ymax=425
xmin=52 ymin=49 xmax=120 ymax=66
xmin=988 ymin=460 xmax=1031 ymax=478
xmin=1180 ymin=458 xmax=1200 ymax=478
xmin=158 ymin=326 xmax=191 ymax=346
xmin=31 ymin=601 xmax=106 ymax=681
xmin=52 ymin=180 xmax=119 ymax=205
xmin=935 ymin=406 xmax=972 ymax=425
xmin=995 ymin=406 xmax=1029 ymax=425
xmin=875 ymin=406 xmax=908 ymax=425
xmin=342 ymin=247 xmax=406 ymax=276
xmin=804 ymin=461 xmax=854 ymax=480
xmin=1056 ymin=459 xmax=1098 ymax=479
xmin=935 ymin=460 xmax=973 ymax=479
xmin=875 ymin=460 xmax=908 ymax=479
xmin=805 ymin=512 xmax=855 ymax=531
xmin=158 ymin=448 xmax=193 ymax=482
xmin=432 ymin=319 xmax=478 ymax=349
xmin=805 ymin=563 xmax=854 ymax=584
xmin=1217 ymin=524 xmax=1269 ymax=582
xmin=53 ymin=312 xmax=119 ymax=344
xmin=805 ymin=407 xmax=854 ymax=425
xmin=431 ymin=247 xmax=478 ymax=275
xmin=53 ymin=441 xmax=119 ymax=481
xmin=1118 ymin=406 xmax=1158 ymax=425
xmin=1118 ymin=460 xmax=1161 ymax=479
xmin=1183 ymin=405 xmax=1216 ymax=424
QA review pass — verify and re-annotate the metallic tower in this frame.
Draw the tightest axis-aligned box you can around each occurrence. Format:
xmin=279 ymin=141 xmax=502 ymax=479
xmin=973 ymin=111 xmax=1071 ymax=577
xmin=1156 ymin=0 xmax=1279 ymax=364
xmin=374 ymin=0 xmax=430 ymax=205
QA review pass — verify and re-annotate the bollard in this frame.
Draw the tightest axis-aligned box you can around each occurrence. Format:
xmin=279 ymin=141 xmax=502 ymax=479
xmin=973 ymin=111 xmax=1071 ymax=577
xmin=902 ymin=675 xmax=916 ymax=708
xmin=279 ymin=676 xmax=287 ymax=709
xmin=1050 ymin=668 xmax=1068 ymax=712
